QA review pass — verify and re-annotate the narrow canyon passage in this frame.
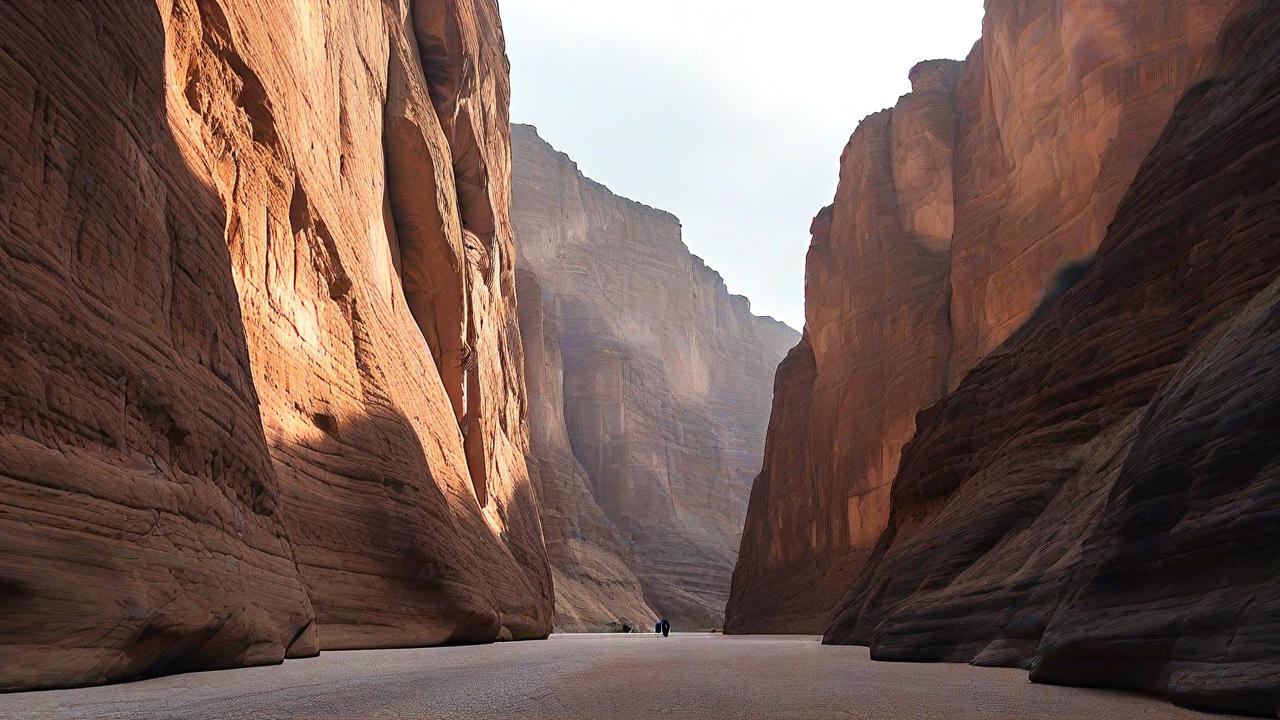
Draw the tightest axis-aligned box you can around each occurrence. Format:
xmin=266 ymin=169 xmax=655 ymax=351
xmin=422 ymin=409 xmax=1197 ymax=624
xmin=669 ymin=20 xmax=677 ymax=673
xmin=2 ymin=0 xmax=1278 ymax=717
xmin=0 ymin=636 xmax=1238 ymax=720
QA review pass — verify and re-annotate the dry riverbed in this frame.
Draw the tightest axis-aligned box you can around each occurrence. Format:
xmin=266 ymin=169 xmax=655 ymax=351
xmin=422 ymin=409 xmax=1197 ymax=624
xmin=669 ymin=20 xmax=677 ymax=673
xmin=0 ymin=634 xmax=1237 ymax=719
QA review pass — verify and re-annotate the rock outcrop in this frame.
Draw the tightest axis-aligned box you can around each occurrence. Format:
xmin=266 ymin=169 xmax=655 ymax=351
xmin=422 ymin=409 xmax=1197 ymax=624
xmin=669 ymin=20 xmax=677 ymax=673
xmin=831 ymin=3 xmax=1280 ymax=714
xmin=512 ymin=125 xmax=798 ymax=630
xmin=728 ymin=0 xmax=1237 ymax=636
xmin=0 ymin=0 xmax=550 ymax=691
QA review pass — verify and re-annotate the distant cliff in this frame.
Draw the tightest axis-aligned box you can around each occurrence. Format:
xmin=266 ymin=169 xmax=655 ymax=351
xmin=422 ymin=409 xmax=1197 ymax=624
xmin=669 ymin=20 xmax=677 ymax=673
xmin=728 ymin=0 xmax=1236 ymax=636
xmin=0 ymin=0 xmax=550 ymax=690
xmin=512 ymin=125 xmax=797 ymax=630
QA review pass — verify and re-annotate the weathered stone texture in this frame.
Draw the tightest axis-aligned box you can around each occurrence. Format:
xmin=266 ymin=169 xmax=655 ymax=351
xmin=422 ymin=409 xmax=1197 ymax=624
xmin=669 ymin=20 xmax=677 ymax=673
xmin=728 ymin=0 xmax=1236 ymax=636
xmin=513 ymin=125 xmax=797 ymax=630
xmin=0 ymin=0 xmax=550 ymax=690
xmin=831 ymin=5 xmax=1280 ymax=713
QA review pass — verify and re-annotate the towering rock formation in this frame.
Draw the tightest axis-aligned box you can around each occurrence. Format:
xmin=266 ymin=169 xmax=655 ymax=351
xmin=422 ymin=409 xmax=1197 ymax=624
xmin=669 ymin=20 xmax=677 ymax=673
xmin=0 ymin=0 xmax=550 ymax=691
xmin=831 ymin=3 xmax=1280 ymax=714
xmin=728 ymin=0 xmax=1237 ymax=635
xmin=512 ymin=125 xmax=798 ymax=630
xmin=733 ymin=0 xmax=1280 ymax=713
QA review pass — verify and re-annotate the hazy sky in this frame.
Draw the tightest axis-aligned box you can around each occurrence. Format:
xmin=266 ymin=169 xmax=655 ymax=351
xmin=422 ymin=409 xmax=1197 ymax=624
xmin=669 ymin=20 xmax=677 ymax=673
xmin=504 ymin=1 xmax=985 ymax=330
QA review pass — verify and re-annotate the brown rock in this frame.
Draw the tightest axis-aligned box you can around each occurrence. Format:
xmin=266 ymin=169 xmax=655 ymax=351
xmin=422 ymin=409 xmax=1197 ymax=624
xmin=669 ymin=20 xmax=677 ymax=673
xmin=0 ymin=0 xmax=550 ymax=690
xmin=728 ymin=0 xmax=1234 ymax=636
xmin=728 ymin=59 xmax=961 ymax=634
xmin=826 ymin=2 xmax=1280 ymax=715
xmin=946 ymin=0 xmax=1233 ymax=381
xmin=512 ymin=125 xmax=798 ymax=630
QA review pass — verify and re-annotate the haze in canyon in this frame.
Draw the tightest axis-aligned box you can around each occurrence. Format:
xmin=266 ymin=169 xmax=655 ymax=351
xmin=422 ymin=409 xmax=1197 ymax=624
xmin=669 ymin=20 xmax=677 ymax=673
xmin=0 ymin=1 xmax=1277 ymax=719
xmin=502 ymin=0 xmax=986 ymax=331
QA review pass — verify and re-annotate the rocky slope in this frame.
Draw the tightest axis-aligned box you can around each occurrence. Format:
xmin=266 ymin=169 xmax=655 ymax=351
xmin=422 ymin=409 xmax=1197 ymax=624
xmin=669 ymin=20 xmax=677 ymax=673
xmin=727 ymin=0 xmax=1237 ymax=635
xmin=0 ymin=0 xmax=550 ymax=690
xmin=512 ymin=125 xmax=798 ymax=630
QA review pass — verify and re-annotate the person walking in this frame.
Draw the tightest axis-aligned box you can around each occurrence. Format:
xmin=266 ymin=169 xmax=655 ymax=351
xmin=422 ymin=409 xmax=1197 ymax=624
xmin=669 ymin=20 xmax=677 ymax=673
xmin=661 ymin=618 xmax=670 ymax=638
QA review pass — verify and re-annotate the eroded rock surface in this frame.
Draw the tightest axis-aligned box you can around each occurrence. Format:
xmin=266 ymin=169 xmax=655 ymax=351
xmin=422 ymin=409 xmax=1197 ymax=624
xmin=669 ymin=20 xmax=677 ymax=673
xmin=727 ymin=0 xmax=1235 ymax=636
xmin=831 ymin=4 xmax=1280 ymax=713
xmin=512 ymin=126 xmax=797 ymax=630
xmin=0 ymin=0 xmax=550 ymax=690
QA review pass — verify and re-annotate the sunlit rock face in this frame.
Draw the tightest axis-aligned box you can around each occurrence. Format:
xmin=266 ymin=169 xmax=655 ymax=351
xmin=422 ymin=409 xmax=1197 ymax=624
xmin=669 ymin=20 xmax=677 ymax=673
xmin=727 ymin=0 xmax=1235 ymax=635
xmin=831 ymin=4 xmax=1280 ymax=713
xmin=0 ymin=0 xmax=550 ymax=690
xmin=512 ymin=125 xmax=798 ymax=630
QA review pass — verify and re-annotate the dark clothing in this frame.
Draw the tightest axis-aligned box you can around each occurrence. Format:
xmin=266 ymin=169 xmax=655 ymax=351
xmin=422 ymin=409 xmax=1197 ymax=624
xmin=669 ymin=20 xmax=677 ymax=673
xmin=661 ymin=619 xmax=670 ymax=637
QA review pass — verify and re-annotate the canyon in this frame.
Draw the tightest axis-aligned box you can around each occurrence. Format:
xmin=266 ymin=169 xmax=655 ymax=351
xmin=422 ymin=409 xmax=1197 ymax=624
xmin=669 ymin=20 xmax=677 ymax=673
xmin=731 ymin=0 xmax=1280 ymax=715
xmin=729 ymin=0 xmax=1240 ymax=635
xmin=0 ymin=0 xmax=1278 ymax=716
xmin=512 ymin=125 xmax=797 ymax=630
xmin=0 ymin=0 xmax=551 ymax=690
xmin=0 ymin=0 xmax=794 ymax=688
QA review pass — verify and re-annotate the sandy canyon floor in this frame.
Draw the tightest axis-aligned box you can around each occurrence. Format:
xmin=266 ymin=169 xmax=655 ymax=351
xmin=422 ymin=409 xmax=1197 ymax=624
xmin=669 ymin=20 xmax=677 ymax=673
xmin=0 ymin=635 xmax=1236 ymax=719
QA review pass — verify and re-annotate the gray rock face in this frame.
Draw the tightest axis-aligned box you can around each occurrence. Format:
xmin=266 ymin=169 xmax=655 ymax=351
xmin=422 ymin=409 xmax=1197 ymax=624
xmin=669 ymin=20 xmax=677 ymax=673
xmin=512 ymin=125 xmax=798 ymax=630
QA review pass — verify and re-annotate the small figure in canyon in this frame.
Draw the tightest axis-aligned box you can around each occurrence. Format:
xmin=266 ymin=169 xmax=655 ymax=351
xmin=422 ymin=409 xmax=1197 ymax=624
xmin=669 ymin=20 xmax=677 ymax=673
xmin=661 ymin=618 xmax=670 ymax=637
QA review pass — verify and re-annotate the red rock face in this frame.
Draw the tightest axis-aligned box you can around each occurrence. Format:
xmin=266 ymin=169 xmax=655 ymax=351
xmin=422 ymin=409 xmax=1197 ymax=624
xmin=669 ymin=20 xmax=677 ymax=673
xmin=947 ymin=0 xmax=1234 ymax=381
xmin=0 ymin=0 xmax=550 ymax=690
xmin=512 ymin=126 xmax=798 ymax=630
xmin=727 ymin=0 xmax=1235 ymax=635
xmin=728 ymin=62 xmax=961 ymax=634
xmin=830 ymin=4 xmax=1280 ymax=713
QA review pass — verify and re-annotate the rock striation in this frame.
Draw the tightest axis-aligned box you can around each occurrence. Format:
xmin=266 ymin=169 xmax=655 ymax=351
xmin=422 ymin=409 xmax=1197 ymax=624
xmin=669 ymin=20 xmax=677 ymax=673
xmin=831 ymin=3 xmax=1280 ymax=713
xmin=512 ymin=125 xmax=798 ymax=631
xmin=727 ymin=0 xmax=1237 ymax=636
xmin=0 ymin=0 xmax=550 ymax=691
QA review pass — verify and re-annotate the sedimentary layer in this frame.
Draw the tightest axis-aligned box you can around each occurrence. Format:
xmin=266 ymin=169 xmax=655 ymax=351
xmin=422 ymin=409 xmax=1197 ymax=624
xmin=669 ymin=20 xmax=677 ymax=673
xmin=0 ymin=0 xmax=550 ymax=690
xmin=830 ymin=3 xmax=1280 ymax=714
xmin=512 ymin=125 xmax=797 ymax=630
xmin=727 ymin=0 xmax=1236 ymax=636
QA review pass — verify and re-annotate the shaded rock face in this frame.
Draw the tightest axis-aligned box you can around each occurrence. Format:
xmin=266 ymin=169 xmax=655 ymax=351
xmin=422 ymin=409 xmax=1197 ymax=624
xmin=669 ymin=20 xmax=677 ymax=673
xmin=512 ymin=125 xmax=798 ymax=630
xmin=830 ymin=3 xmax=1280 ymax=714
xmin=727 ymin=0 xmax=1235 ymax=635
xmin=0 ymin=0 xmax=550 ymax=691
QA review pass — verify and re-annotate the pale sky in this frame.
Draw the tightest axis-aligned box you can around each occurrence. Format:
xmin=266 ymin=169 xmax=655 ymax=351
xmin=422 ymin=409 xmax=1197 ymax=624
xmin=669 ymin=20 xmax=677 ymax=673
xmin=504 ymin=1 xmax=985 ymax=330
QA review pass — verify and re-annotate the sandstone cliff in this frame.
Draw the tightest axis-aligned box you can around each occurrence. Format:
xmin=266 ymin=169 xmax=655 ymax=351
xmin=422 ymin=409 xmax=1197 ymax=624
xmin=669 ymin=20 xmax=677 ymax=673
xmin=512 ymin=125 xmax=798 ymax=630
xmin=0 ymin=0 xmax=550 ymax=690
xmin=830 ymin=3 xmax=1280 ymax=714
xmin=727 ymin=0 xmax=1236 ymax=636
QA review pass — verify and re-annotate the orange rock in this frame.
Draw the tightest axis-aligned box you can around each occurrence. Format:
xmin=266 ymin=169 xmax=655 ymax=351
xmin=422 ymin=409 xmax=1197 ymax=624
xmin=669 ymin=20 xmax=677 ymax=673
xmin=728 ymin=0 xmax=1235 ymax=636
xmin=512 ymin=126 xmax=798 ymax=630
xmin=0 ymin=0 xmax=550 ymax=690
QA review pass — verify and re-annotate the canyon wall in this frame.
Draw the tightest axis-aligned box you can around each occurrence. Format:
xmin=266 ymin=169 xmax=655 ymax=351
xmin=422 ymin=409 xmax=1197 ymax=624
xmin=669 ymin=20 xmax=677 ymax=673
xmin=512 ymin=125 xmax=798 ymax=630
xmin=831 ymin=2 xmax=1280 ymax=713
xmin=0 ymin=0 xmax=550 ymax=691
xmin=727 ymin=0 xmax=1236 ymax=635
